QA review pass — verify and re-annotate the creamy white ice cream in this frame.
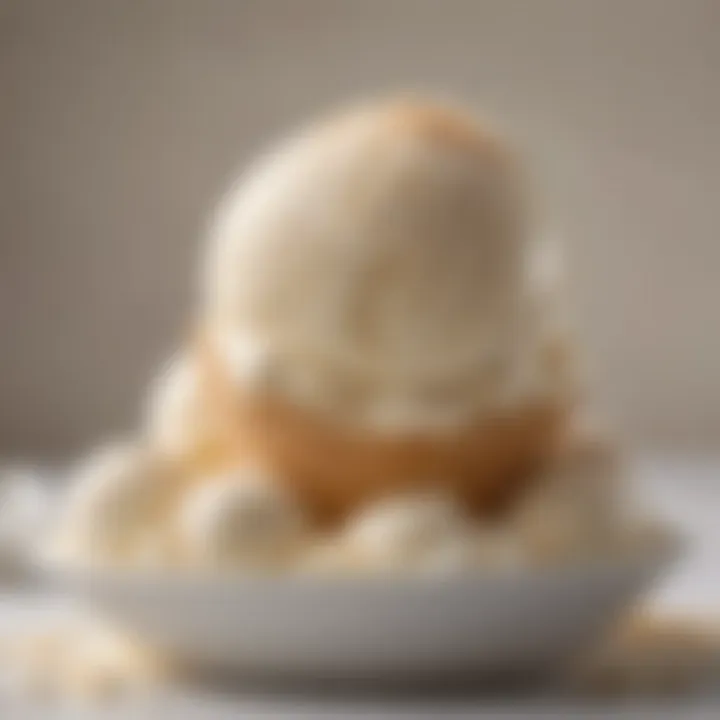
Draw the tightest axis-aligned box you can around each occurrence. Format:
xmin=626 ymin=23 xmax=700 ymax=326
xmin=200 ymin=99 xmax=573 ymax=433
xmin=176 ymin=465 xmax=307 ymax=569
xmin=340 ymin=492 xmax=476 ymax=572
xmin=56 ymin=442 xmax=178 ymax=565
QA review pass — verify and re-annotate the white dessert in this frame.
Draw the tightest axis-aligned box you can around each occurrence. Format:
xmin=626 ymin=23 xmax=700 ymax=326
xmin=303 ymin=451 xmax=626 ymax=576
xmin=339 ymin=492 xmax=476 ymax=573
xmin=52 ymin=99 xmax=648 ymax=579
xmin=55 ymin=442 xmax=178 ymax=565
xmin=199 ymin=99 xmax=573 ymax=433
xmin=176 ymin=466 xmax=307 ymax=570
xmin=52 ymin=435 xmax=646 ymax=576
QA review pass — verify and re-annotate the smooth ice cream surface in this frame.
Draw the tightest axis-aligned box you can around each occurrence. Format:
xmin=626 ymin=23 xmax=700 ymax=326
xmin=176 ymin=466 xmax=307 ymax=569
xmin=55 ymin=443 xmax=177 ymax=564
xmin=50 ymin=430 xmax=654 ymax=575
xmin=201 ymin=98 xmax=573 ymax=432
xmin=342 ymin=492 xmax=473 ymax=569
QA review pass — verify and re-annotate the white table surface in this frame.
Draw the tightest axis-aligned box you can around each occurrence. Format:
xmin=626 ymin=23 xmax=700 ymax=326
xmin=1 ymin=456 xmax=718 ymax=719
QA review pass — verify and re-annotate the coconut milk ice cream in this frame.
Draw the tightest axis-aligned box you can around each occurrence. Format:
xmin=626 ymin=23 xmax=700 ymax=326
xmin=55 ymin=96 xmax=643 ymax=570
xmin=145 ymin=97 xmax=576 ymax=523
xmin=202 ymin=99 xmax=569 ymax=428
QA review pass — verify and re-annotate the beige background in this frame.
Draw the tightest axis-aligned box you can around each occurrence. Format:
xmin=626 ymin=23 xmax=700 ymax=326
xmin=0 ymin=0 xmax=718 ymax=458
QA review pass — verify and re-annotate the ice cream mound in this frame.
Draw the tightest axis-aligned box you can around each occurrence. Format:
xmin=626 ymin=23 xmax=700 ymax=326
xmin=52 ymin=96 xmax=656 ymax=572
xmin=132 ymin=97 xmax=578 ymax=523
xmin=23 ymin=95 xmax=706 ymax=705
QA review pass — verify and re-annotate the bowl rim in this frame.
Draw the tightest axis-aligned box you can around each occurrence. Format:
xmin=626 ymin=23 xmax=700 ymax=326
xmin=34 ymin=522 xmax=686 ymax=592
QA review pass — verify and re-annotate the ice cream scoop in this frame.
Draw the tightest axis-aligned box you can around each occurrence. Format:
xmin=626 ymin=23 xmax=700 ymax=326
xmin=176 ymin=465 xmax=306 ymax=569
xmin=152 ymin=97 xmax=575 ymax=522
xmin=341 ymin=491 xmax=475 ymax=573
xmin=202 ymin=97 xmax=565 ymax=428
xmin=56 ymin=442 xmax=178 ymax=565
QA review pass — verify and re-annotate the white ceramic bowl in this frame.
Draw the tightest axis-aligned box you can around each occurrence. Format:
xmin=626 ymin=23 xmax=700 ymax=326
xmin=41 ymin=538 xmax=682 ymax=685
